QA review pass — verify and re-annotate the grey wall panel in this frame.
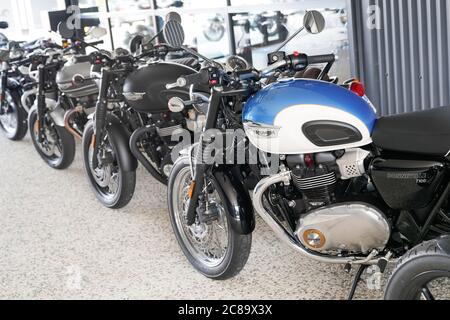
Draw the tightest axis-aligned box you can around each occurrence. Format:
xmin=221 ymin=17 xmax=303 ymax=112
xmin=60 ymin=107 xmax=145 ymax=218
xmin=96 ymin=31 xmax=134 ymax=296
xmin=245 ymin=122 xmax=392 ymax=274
xmin=348 ymin=0 xmax=450 ymax=115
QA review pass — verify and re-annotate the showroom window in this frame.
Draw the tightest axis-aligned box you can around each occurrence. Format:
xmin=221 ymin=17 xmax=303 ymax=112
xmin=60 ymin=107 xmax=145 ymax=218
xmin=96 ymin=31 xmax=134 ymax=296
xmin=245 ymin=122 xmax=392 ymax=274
xmin=0 ymin=0 xmax=351 ymax=79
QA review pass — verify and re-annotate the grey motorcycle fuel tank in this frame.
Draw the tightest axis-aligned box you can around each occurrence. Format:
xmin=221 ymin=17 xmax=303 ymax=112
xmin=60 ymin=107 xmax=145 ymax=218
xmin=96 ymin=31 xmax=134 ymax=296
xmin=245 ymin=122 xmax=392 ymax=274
xmin=56 ymin=58 xmax=98 ymax=98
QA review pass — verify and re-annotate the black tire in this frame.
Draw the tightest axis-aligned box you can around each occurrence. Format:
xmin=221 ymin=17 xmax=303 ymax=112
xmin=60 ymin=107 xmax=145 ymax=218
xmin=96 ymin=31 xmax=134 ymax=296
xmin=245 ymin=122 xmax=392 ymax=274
xmin=82 ymin=120 xmax=136 ymax=209
xmin=167 ymin=157 xmax=252 ymax=280
xmin=28 ymin=108 xmax=75 ymax=170
xmin=385 ymin=236 xmax=450 ymax=300
xmin=0 ymin=89 xmax=28 ymax=140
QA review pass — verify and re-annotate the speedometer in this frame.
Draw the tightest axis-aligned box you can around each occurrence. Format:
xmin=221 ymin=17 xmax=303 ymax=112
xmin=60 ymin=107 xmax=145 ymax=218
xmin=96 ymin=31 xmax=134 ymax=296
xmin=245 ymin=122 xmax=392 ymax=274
xmin=225 ymin=55 xmax=250 ymax=71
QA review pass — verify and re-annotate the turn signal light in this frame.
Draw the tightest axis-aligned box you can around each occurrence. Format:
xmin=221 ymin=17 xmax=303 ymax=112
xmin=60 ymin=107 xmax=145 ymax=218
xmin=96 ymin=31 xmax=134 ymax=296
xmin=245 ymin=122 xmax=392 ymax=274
xmin=350 ymin=81 xmax=366 ymax=97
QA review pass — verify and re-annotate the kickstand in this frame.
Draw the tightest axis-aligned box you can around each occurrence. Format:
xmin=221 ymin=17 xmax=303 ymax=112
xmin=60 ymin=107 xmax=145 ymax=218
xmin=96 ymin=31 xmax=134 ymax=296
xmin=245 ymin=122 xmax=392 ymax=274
xmin=347 ymin=265 xmax=367 ymax=300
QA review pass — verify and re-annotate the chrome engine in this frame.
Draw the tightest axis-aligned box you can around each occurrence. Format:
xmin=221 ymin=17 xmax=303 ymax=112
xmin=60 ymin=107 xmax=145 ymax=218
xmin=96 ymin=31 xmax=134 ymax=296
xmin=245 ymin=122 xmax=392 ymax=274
xmin=295 ymin=203 xmax=390 ymax=254
xmin=253 ymin=148 xmax=391 ymax=263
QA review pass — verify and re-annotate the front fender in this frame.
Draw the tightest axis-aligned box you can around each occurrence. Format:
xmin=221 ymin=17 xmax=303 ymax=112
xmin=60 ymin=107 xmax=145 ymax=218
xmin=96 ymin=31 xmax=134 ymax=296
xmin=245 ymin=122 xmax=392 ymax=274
xmin=212 ymin=166 xmax=255 ymax=235
xmin=105 ymin=114 xmax=138 ymax=172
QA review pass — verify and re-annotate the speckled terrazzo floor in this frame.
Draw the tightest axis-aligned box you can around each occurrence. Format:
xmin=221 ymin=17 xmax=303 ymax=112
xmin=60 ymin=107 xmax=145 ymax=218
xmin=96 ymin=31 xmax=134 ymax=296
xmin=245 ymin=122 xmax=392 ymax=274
xmin=0 ymin=135 xmax=386 ymax=300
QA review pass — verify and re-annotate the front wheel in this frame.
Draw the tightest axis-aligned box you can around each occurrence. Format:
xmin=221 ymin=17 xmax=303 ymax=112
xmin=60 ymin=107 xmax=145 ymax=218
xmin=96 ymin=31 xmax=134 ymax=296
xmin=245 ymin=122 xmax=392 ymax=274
xmin=28 ymin=108 xmax=75 ymax=169
xmin=82 ymin=120 xmax=136 ymax=209
xmin=167 ymin=157 xmax=252 ymax=280
xmin=385 ymin=236 xmax=450 ymax=300
xmin=0 ymin=89 xmax=28 ymax=141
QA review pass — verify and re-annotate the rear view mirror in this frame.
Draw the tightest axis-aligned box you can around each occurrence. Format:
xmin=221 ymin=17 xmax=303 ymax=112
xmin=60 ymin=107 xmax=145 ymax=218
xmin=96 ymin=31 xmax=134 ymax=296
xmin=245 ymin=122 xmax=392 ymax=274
xmin=163 ymin=19 xmax=185 ymax=48
xmin=57 ymin=21 xmax=75 ymax=39
xmin=89 ymin=26 xmax=107 ymax=39
xmin=0 ymin=21 xmax=8 ymax=29
xmin=165 ymin=12 xmax=182 ymax=24
xmin=303 ymin=10 xmax=326 ymax=34
xmin=129 ymin=35 xmax=144 ymax=54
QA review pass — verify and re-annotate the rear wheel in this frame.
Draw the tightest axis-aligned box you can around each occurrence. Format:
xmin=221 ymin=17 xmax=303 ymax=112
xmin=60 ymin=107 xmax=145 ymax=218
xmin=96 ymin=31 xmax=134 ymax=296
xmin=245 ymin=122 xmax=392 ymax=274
xmin=385 ymin=236 xmax=450 ymax=300
xmin=28 ymin=108 xmax=75 ymax=169
xmin=167 ymin=157 xmax=252 ymax=280
xmin=0 ymin=89 xmax=28 ymax=140
xmin=82 ymin=120 xmax=136 ymax=209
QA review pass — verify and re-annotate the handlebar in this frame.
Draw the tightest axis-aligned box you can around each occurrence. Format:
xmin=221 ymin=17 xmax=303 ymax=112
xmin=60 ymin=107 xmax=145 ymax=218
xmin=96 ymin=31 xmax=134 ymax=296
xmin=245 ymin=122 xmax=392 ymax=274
xmin=260 ymin=59 xmax=288 ymax=76
xmin=72 ymin=55 xmax=92 ymax=64
xmin=165 ymin=52 xmax=336 ymax=90
xmin=63 ymin=40 xmax=105 ymax=54
xmin=307 ymin=54 xmax=336 ymax=65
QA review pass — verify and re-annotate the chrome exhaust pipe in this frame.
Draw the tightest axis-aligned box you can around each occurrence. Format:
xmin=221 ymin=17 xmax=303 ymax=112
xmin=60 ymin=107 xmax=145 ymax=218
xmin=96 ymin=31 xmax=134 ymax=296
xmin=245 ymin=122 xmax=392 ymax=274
xmin=252 ymin=171 xmax=376 ymax=265
xmin=63 ymin=107 xmax=83 ymax=140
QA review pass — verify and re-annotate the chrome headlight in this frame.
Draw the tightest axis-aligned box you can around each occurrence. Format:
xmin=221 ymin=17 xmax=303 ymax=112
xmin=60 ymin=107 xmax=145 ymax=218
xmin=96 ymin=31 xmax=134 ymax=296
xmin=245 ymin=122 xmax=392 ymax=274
xmin=244 ymin=122 xmax=281 ymax=139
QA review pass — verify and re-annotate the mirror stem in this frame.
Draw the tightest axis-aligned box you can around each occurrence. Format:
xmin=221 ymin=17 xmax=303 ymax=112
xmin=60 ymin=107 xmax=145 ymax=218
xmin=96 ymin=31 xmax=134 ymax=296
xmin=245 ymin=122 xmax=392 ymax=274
xmin=275 ymin=26 xmax=304 ymax=52
xmin=181 ymin=45 xmax=214 ymax=64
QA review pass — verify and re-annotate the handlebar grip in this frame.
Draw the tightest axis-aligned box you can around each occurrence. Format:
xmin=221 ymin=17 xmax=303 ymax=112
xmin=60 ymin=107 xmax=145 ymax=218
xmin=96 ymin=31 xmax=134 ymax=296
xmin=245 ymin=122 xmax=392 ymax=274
xmin=307 ymin=54 xmax=336 ymax=65
xmin=73 ymin=55 xmax=92 ymax=64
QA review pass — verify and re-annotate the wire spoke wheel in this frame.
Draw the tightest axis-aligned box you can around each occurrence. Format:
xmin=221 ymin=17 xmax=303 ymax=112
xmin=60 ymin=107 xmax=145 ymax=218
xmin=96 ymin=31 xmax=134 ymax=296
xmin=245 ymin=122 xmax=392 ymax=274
xmin=174 ymin=168 xmax=229 ymax=267
xmin=173 ymin=167 xmax=229 ymax=268
xmin=168 ymin=158 xmax=252 ymax=279
xmin=0 ymin=97 xmax=18 ymax=134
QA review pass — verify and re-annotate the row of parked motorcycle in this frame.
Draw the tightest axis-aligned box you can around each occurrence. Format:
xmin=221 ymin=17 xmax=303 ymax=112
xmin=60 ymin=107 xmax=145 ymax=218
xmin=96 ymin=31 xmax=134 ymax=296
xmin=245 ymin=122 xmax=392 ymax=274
xmin=1 ymin=11 xmax=449 ymax=300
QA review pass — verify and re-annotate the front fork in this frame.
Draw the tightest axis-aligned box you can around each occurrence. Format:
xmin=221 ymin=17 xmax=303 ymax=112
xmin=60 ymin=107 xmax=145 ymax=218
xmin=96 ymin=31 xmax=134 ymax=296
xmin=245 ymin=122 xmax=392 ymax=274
xmin=92 ymin=68 xmax=111 ymax=169
xmin=0 ymin=62 xmax=8 ymax=113
xmin=185 ymin=91 xmax=222 ymax=225
xmin=36 ymin=65 xmax=47 ymax=143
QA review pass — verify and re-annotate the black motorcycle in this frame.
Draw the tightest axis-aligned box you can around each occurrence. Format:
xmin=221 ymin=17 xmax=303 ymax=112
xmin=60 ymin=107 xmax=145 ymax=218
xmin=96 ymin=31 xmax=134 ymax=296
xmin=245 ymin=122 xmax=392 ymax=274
xmin=81 ymin=40 xmax=202 ymax=208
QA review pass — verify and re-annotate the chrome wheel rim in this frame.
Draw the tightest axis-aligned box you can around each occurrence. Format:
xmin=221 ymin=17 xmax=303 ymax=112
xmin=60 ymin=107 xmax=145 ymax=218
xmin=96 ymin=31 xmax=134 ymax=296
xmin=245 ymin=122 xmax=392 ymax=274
xmin=0 ymin=92 xmax=19 ymax=135
xmin=32 ymin=116 xmax=63 ymax=160
xmin=88 ymin=135 xmax=121 ymax=199
xmin=172 ymin=166 xmax=229 ymax=268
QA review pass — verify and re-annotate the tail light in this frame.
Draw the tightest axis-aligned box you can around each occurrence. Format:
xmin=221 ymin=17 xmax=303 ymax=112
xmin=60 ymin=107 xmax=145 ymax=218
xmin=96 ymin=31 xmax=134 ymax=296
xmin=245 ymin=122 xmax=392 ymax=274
xmin=350 ymin=80 xmax=366 ymax=97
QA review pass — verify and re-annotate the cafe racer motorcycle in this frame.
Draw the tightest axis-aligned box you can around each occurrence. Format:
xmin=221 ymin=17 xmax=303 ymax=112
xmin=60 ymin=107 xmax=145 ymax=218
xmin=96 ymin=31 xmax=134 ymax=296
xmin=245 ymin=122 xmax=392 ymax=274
xmin=81 ymin=37 xmax=203 ymax=209
xmin=163 ymin=12 xmax=450 ymax=297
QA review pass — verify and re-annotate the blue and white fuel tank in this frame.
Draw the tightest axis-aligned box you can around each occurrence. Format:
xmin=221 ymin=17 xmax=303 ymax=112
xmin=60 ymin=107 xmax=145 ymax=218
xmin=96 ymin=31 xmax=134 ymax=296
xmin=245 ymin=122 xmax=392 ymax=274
xmin=242 ymin=79 xmax=377 ymax=155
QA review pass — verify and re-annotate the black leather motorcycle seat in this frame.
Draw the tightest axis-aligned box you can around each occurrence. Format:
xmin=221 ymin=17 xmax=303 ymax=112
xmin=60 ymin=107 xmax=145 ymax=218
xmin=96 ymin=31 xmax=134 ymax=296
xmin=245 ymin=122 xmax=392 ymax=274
xmin=372 ymin=106 xmax=450 ymax=156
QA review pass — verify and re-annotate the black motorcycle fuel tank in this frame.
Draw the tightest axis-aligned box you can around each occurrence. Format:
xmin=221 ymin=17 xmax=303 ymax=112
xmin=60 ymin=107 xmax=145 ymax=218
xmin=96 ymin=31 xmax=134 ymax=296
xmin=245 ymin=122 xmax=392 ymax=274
xmin=123 ymin=61 xmax=196 ymax=113
xmin=370 ymin=158 xmax=446 ymax=210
